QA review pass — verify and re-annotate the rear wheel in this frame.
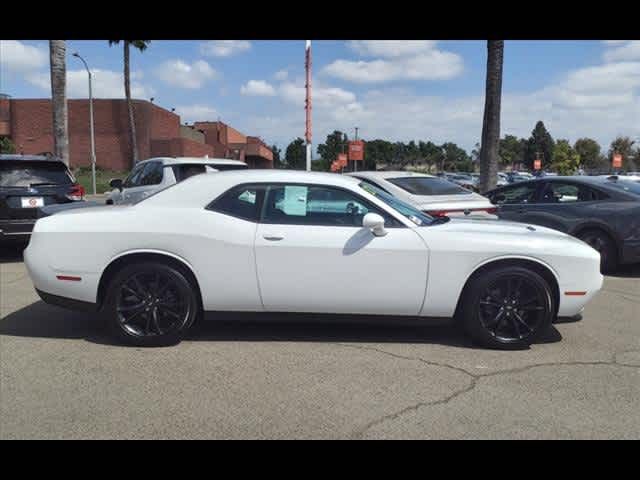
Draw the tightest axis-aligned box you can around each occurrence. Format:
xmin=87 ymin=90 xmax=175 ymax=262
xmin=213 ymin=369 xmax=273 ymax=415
xmin=576 ymin=229 xmax=617 ymax=273
xmin=461 ymin=266 xmax=553 ymax=349
xmin=103 ymin=262 xmax=199 ymax=347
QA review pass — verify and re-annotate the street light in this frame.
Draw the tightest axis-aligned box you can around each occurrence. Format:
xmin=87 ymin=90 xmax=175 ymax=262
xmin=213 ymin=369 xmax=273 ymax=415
xmin=72 ymin=52 xmax=96 ymax=196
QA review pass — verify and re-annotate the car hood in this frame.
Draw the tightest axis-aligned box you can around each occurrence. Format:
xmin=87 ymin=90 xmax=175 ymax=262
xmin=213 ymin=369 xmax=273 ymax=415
xmin=428 ymin=217 xmax=569 ymax=238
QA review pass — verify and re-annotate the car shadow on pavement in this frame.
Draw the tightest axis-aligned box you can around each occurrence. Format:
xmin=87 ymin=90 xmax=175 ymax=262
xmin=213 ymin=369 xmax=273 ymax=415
xmin=0 ymin=301 xmax=562 ymax=350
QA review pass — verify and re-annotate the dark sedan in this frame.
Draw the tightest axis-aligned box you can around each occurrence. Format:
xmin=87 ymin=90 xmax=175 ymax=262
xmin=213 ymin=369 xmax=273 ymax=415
xmin=486 ymin=176 xmax=640 ymax=272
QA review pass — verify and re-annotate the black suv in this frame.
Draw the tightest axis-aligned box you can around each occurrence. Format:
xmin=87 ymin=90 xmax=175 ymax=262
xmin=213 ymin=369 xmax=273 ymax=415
xmin=0 ymin=154 xmax=85 ymax=240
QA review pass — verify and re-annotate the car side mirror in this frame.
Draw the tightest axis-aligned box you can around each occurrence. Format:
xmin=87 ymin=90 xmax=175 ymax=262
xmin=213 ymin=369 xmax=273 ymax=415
xmin=109 ymin=178 xmax=123 ymax=191
xmin=363 ymin=213 xmax=387 ymax=237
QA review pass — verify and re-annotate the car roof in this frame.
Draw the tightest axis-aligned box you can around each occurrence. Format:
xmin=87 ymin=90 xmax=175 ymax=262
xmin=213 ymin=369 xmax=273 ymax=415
xmin=139 ymin=157 xmax=248 ymax=167
xmin=0 ymin=154 xmax=64 ymax=162
xmin=346 ymin=170 xmax=436 ymax=180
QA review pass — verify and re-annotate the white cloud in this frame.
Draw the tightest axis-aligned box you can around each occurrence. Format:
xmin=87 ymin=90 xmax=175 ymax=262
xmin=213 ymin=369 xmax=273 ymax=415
xmin=175 ymin=104 xmax=218 ymax=123
xmin=240 ymin=79 xmax=276 ymax=96
xmin=603 ymin=41 xmax=640 ymax=62
xmin=274 ymin=69 xmax=288 ymax=81
xmin=347 ymin=40 xmax=438 ymax=58
xmin=155 ymin=59 xmax=216 ymax=89
xmin=200 ymin=40 xmax=251 ymax=57
xmin=0 ymin=40 xmax=48 ymax=72
xmin=26 ymin=68 xmax=154 ymax=99
xmin=324 ymin=42 xmax=464 ymax=84
xmin=278 ymin=81 xmax=357 ymax=108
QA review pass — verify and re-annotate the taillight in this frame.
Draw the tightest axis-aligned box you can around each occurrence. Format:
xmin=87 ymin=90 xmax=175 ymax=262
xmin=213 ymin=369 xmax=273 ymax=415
xmin=66 ymin=184 xmax=85 ymax=201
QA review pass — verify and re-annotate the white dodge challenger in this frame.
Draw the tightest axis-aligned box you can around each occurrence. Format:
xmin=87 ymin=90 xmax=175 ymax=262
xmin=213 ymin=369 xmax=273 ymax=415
xmin=24 ymin=170 xmax=603 ymax=349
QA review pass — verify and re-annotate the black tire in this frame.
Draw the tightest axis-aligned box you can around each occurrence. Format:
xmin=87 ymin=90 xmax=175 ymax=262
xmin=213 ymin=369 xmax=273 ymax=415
xmin=576 ymin=229 xmax=617 ymax=273
xmin=461 ymin=266 xmax=554 ymax=350
xmin=103 ymin=262 xmax=199 ymax=347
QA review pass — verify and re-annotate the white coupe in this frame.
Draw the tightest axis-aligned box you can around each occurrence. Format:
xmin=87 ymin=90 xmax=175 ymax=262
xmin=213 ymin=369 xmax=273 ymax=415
xmin=24 ymin=170 xmax=603 ymax=349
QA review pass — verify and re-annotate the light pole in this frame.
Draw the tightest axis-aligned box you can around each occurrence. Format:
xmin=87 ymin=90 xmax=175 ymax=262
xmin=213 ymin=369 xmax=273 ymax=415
xmin=72 ymin=52 xmax=96 ymax=195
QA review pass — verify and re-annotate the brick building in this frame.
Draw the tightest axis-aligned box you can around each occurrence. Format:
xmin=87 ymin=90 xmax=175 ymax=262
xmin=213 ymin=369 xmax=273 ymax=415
xmin=0 ymin=96 xmax=273 ymax=171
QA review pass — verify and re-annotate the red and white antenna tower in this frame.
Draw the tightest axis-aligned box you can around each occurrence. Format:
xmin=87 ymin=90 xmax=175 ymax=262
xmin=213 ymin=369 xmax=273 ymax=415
xmin=305 ymin=40 xmax=312 ymax=171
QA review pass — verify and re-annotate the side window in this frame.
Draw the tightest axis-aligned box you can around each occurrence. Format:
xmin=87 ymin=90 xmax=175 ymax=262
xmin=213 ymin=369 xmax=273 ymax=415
xmin=539 ymin=182 xmax=605 ymax=203
xmin=207 ymin=184 xmax=265 ymax=222
xmin=262 ymin=184 xmax=402 ymax=227
xmin=492 ymin=183 xmax=538 ymax=205
xmin=139 ymin=162 xmax=163 ymax=186
xmin=123 ymin=163 xmax=145 ymax=188
xmin=172 ymin=164 xmax=207 ymax=182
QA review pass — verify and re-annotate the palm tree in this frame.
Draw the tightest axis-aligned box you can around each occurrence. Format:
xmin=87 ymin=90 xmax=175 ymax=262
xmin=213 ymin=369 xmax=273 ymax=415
xmin=49 ymin=40 xmax=69 ymax=166
xmin=478 ymin=40 xmax=504 ymax=194
xmin=108 ymin=40 xmax=150 ymax=166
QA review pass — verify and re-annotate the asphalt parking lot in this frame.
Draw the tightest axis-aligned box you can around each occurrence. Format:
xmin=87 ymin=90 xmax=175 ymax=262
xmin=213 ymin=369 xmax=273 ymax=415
xmin=1 ymin=243 xmax=639 ymax=439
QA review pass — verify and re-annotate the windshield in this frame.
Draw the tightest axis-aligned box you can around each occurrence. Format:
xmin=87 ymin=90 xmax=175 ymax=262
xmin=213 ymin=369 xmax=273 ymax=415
xmin=387 ymin=176 xmax=471 ymax=195
xmin=359 ymin=181 xmax=433 ymax=226
xmin=0 ymin=161 xmax=74 ymax=187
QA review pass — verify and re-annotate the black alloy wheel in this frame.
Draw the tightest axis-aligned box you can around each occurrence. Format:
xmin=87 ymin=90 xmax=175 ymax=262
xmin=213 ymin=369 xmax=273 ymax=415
xmin=105 ymin=262 xmax=198 ymax=346
xmin=462 ymin=266 xmax=553 ymax=349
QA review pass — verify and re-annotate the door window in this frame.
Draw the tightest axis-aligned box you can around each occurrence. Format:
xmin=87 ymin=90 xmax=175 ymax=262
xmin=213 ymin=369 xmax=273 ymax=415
xmin=172 ymin=164 xmax=207 ymax=182
xmin=491 ymin=183 xmax=538 ymax=204
xmin=539 ymin=182 xmax=606 ymax=203
xmin=139 ymin=162 xmax=164 ymax=186
xmin=261 ymin=184 xmax=401 ymax=227
xmin=122 ymin=163 xmax=145 ymax=188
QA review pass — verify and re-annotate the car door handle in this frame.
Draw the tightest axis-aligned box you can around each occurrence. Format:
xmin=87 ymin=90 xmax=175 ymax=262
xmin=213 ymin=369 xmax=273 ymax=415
xmin=263 ymin=235 xmax=284 ymax=241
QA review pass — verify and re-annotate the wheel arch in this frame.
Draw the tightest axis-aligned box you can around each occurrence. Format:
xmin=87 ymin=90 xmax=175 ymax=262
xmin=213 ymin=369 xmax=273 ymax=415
xmin=570 ymin=222 xmax=621 ymax=258
xmin=96 ymin=250 xmax=203 ymax=310
xmin=453 ymin=256 xmax=561 ymax=320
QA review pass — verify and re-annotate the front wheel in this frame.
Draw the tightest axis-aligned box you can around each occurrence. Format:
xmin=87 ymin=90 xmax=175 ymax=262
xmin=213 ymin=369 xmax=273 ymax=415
xmin=103 ymin=262 xmax=199 ymax=347
xmin=461 ymin=266 xmax=554 ymax=349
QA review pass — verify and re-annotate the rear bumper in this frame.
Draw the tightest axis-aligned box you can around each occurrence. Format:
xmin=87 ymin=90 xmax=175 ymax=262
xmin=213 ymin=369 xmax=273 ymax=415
xmin=0 ymin=219 xmax=35 ymax=237
xmin=35 ymin=288 xmax=99 ymax=312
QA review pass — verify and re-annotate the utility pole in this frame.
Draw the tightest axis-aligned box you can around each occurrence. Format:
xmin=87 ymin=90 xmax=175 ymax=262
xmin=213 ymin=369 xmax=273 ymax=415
xmin=354 ymin=126 xmax=359 ymax=172
xmin=305 ymin=40 xmax=312 ymax=171
xmin=72 ymin=52 xmax=96 ymax=195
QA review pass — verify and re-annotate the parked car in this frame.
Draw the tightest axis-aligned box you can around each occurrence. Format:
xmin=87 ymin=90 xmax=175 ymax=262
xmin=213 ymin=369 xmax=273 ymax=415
xmin=106 ymin=157 xmax=248 ymax=205
xmin=0 ymin=154 xmax=85 ymax=241
xmin=486 ymin=176 xmax=640 ymax=272
xmin=346 ymin=171 xmax=496 ymax=218
xmin=25 ymin=170 xmax=603 ymax=349
xmin=445 ymin=173 xmax=476 ymax=191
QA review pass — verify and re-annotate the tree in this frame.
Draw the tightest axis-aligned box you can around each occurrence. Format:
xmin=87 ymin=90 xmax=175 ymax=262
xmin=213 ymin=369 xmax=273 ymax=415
xmin=525 ymin=121 xmax=555 ymax=169
xmin=285 ymin=138 xmax=306 ymax=170
xmin=108 ymin=40 xmax=151 ymax=166
xmin=419 ymin=141 xmax=443 ymax=173
xmin=479 ymin=40 xmax=504 ymax=193
xmin=552 ymin=139 xmax=580 ymax=175
xmin=574 ymin=138 xmax=603 ymax=171
xmin=441 ymin=142 xmax=471 ymax=171
xmin=608 ymin=136 xmax=637 ymax=171
xmin=49 ymin=40 xmax=69 ymax=166
xmin=317 ymin=130 xmax=348 ymax=165
xmin=364 ymin=139 xmax=394 ymax=171
xmin=270 ymin=144 xmax=283 ymax=168
xmin=499 ymin=134 xmax=525 ymax=168
xmin=0 ymin=136 xmax=16 ymax=154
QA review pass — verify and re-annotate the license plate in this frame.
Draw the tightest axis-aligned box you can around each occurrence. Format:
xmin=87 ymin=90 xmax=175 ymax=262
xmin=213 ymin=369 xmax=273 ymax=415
xmin=21 ymin=197 xmax=44 ymax=208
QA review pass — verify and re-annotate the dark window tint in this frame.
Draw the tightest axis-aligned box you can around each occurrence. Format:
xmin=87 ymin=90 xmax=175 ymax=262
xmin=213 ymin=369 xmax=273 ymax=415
xmin=352 ymin=176 xmax=392 ymax=194
xmin=208 ymin=184 xmax=265 ymax=222
xmin=210 ymin=163 xmax=248 ymax=171
xmin=605 ymin=180 xmax=640 ymax=196
xmin=139 ymin=162 xmax=163 ymax=186
xmin=539 ymin=182 xmax=608 ymax=203
xmin=491 ymin=183 xmax=538 ymax=204
xmin=0 ymin=161 xmax=73 ymax=187
xmin=123 ymin=163 xmax=145 ymax=188
xmin=262 ymin=184 xmax=402 ymax=227
xmin=171 ymin=164 xmax=207 ymax=182
xmin=387 ymin=176 xmax=471 ymax=195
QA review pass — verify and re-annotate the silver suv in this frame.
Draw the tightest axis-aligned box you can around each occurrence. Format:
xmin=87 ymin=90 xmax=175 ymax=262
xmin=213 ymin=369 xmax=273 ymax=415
xmin=106 ymin=157 xmax=248 ymax=205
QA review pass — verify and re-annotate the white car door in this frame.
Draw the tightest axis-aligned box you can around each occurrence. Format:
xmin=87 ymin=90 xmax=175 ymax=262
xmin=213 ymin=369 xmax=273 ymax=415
xmin=254 ymin=183 xmax=429 ymax=315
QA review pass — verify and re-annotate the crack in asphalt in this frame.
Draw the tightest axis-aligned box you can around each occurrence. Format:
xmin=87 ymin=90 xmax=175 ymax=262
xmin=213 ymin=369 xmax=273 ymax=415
xmin=336 ymin=342 xmax=640 ymax=439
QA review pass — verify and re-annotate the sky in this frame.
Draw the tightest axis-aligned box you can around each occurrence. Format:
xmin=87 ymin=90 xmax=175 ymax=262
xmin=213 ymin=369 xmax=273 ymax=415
xmin=1 ymin=40 xmax=639 ymax=154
